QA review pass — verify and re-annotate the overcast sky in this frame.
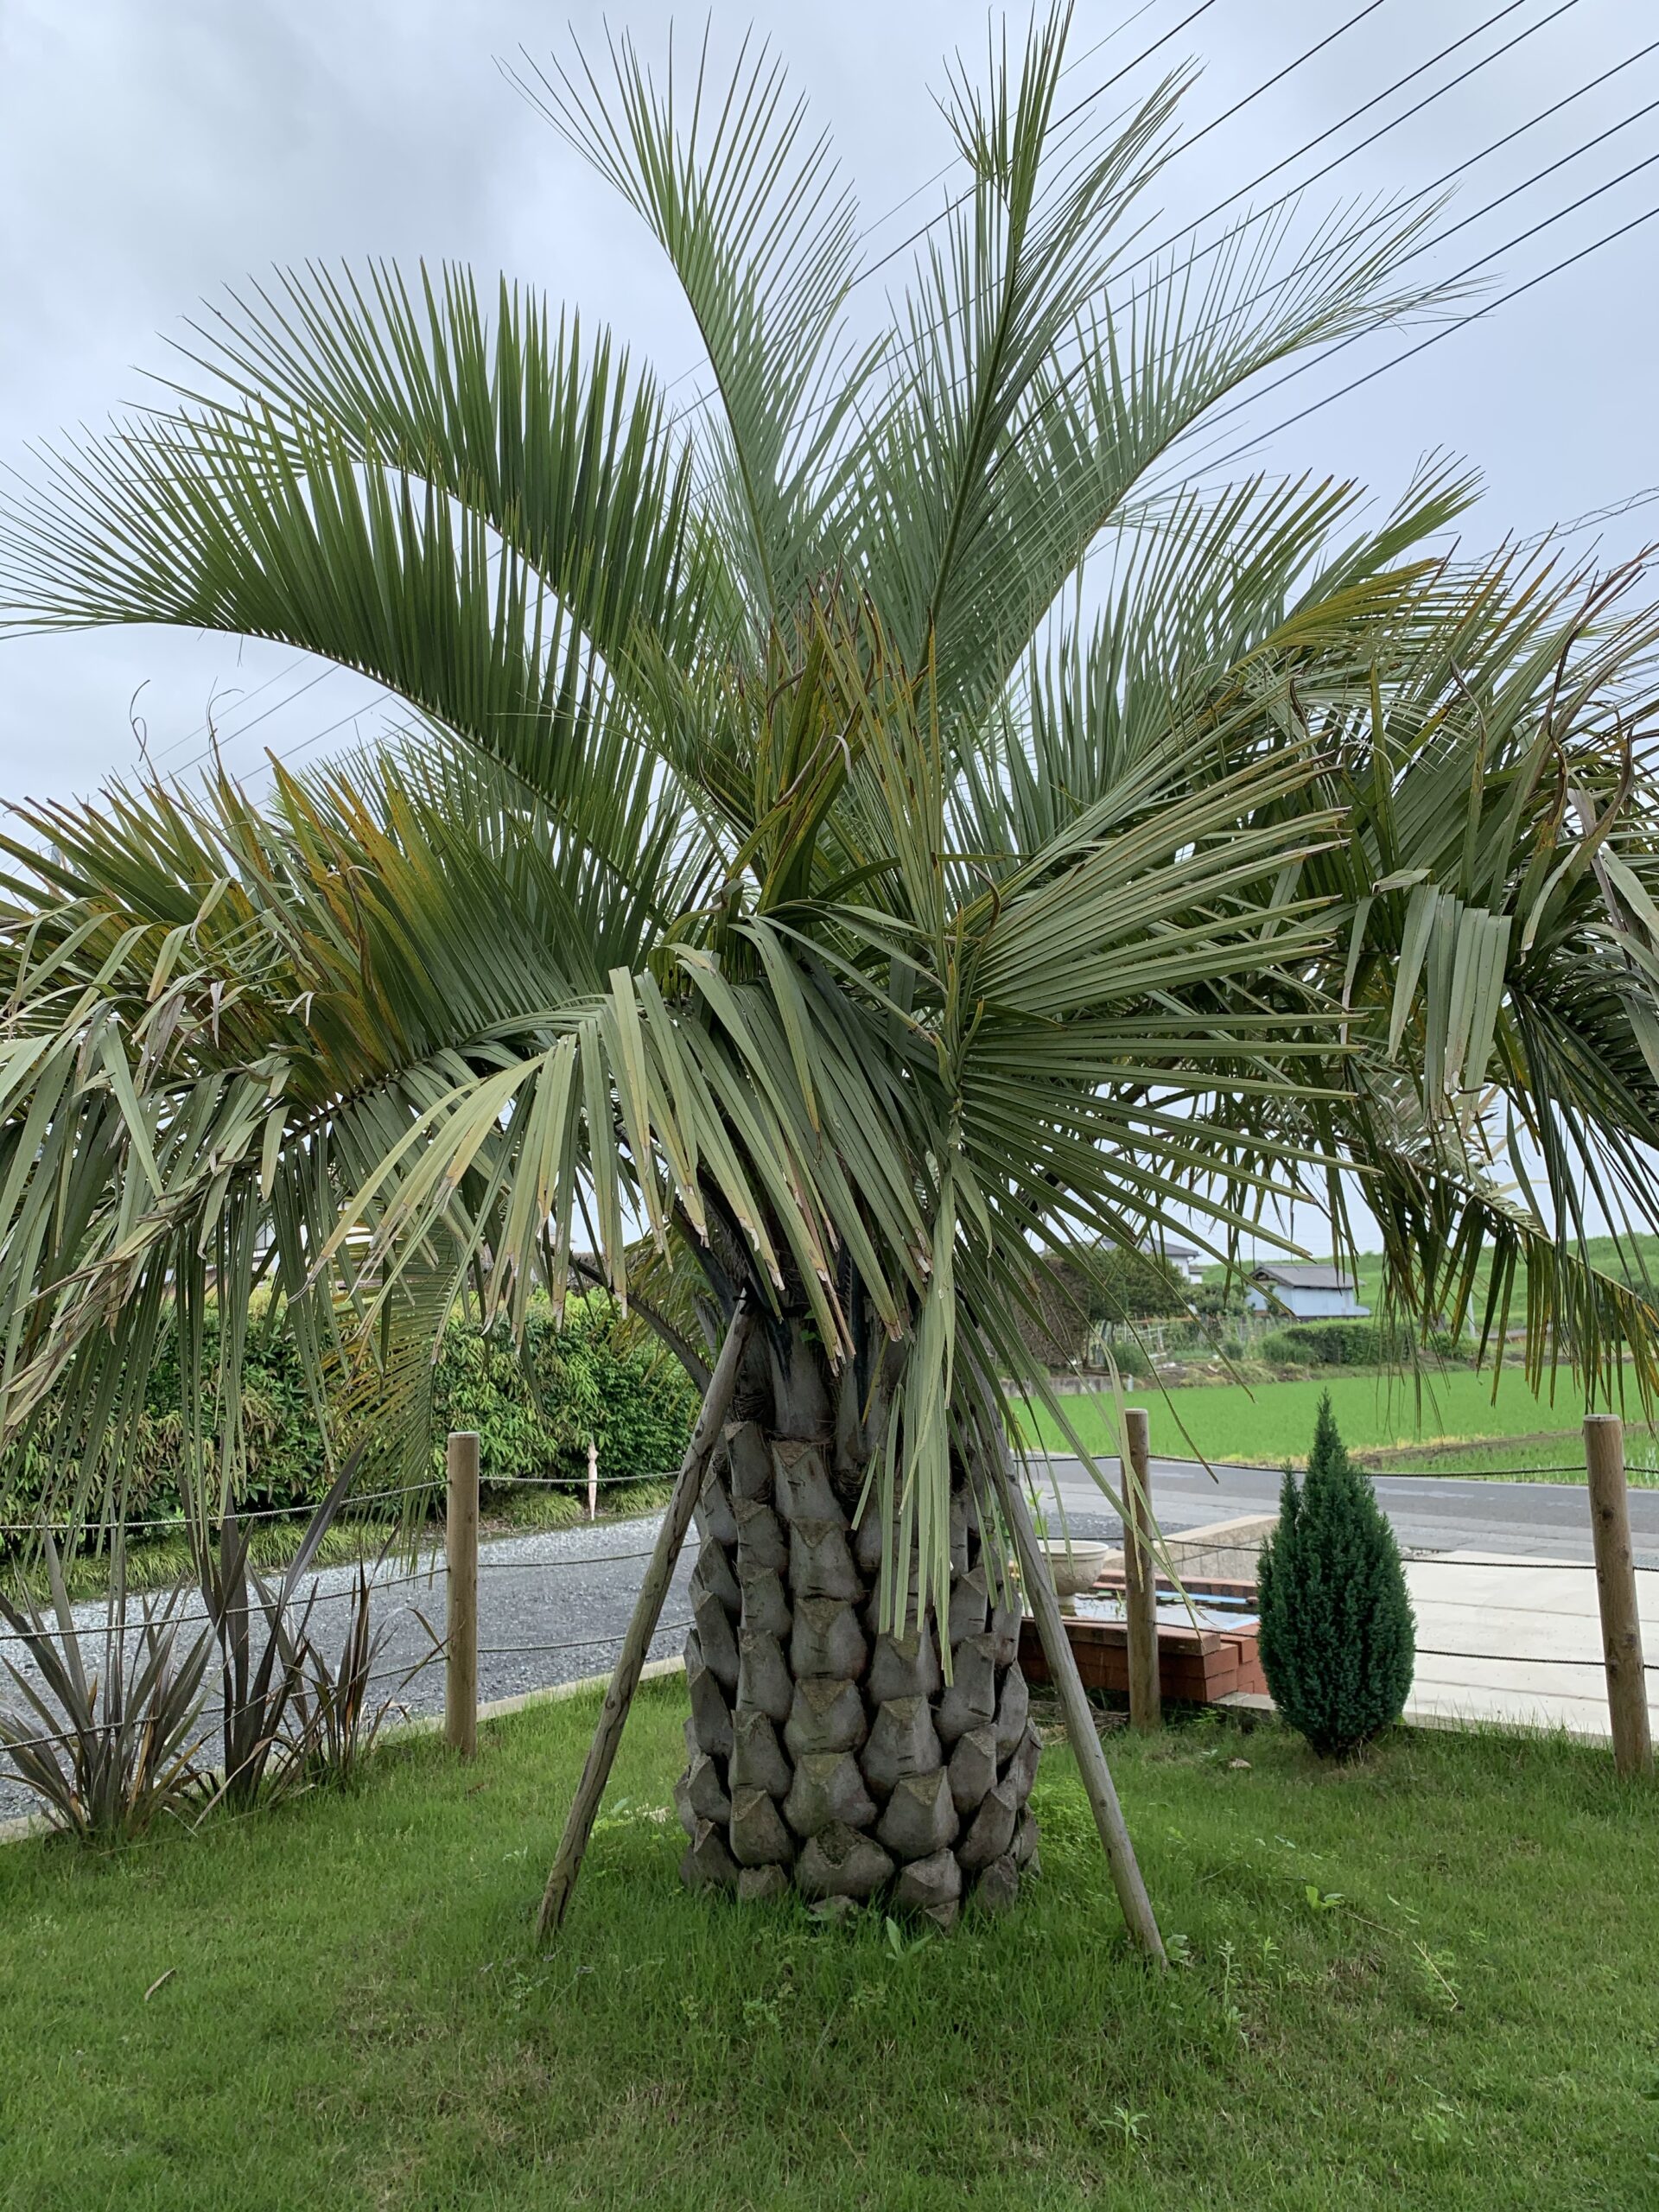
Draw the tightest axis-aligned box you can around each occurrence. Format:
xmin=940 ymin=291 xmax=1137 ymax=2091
xmin=2 ymin=0 xmax=1655 ymax=803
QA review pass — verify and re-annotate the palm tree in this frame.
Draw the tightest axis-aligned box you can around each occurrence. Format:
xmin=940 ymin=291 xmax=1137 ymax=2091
xmin=3 ymin=9 xmax=1658 ymax=1927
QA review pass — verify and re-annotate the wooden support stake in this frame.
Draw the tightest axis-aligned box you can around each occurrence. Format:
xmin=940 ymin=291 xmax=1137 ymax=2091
xmin=1585 ymin=1413 xmax=1654 ymax=1778
xmin=994 ymin=1446 xmax=1166 ymax=1965
xmin=1122 ymin=1407 xmax=1162 ymax=1732
xmin=537 ymin=1302 xmax=755 ymax=1942
xmin=445 ymin=1430 xmax=480 ymax=1759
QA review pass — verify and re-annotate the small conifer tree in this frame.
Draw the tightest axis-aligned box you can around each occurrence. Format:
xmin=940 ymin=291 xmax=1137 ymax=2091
xmin=1257 ymin=1392 xmax=1415 ymax=1757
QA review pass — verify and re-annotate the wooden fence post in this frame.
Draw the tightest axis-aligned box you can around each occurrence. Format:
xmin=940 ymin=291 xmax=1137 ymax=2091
xmin=446 ymin=1430 xmax=480 ymax=1759
xmin=1584 ymin=1414 xmax=1653 ymax=1778
xmin=1122 ymin=1407 xmax=1162 ymax=1732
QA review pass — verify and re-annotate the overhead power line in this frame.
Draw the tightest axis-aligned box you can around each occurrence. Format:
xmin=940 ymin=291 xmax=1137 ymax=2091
xmin=155 ymin=1 xmax=1575 ymax=766
xmin=155 ymin=3 xmax=1214 ymax=766
xmin=862 ymin=0 xmax=1389 ymax=284
xmin=1173 ymin=144 xmax=1659 ymax=481
xmin=1114 ymin=0 xmax=1584 ymax=296
xmin=667 ymin=0 xmax=1403 ymax=428
xmin=980 ymin=59 xmax=1659 ymax=527
xmin=147 ymin=650 xmax=335 ymax=767
xmin=653 ymin=0 xmax=1182 ymax=391
xmin=158 ymin=10 xmax=1657 ymax=780
xmin=1230 ymin=194 xmax=1659 ymax=455
xmin=1554 ymin=484 xmax=1659 ymax=537
xmin=175 ymin=140 xmax=1659 ymax=789
xmin=224 ymin=153 xmax=1654 ymax=794
xmin=166 ymin=683 xmax=396 ymax=784
xmin=670 ymin=0 xmax=1587 ymax=446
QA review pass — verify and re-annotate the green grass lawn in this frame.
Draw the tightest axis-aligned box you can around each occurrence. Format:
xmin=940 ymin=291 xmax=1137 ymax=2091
xmin=3 ymin=1680 xmax=1656 ymax=2209
xmin=1026 ymin=1365 xmax=1649 ymax=1476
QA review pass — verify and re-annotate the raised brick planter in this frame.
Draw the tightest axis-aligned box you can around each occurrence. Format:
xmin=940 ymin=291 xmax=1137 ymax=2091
xmin=1018 ymin=1611 xmax=1267 ymax=1704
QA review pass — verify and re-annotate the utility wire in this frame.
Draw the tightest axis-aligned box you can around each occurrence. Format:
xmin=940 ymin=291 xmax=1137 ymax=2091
xmin=670 ymin=0 xmax=1581 ymax=439
xmin=668 ymin=0 xmax=1395 ymax=427
xmin=150 ymin=0 xmax=1166 ymax=778
xmin=651 ymin=0 xmax=1178 ymax=396
xmin=963 ymin=68 xmax=1659 ymax=558
xmin=1113 ymin=0 xmax=1579 ymax=293
xmin=863 ymin=0 xmax=1391 ymax=284
xmin=201 ymin=36 xmax=1655 ymax=790
xmin=156 ymin=0 xmax=1515 ymax=774
xmin=1548 ymin=483 xmax=1659 ymax=539
xmin=148 ymin=652 xmax=337 ymax=767
xmin=930 ymin=13 xmax=1654 ymax=486
xmin=1174 ymin=150 xmax=1659 ymax=480
xmin=165 ymin=682 xmax=397 ymax=784
xmin=157 ymin=8 xmax=1651 ymax=782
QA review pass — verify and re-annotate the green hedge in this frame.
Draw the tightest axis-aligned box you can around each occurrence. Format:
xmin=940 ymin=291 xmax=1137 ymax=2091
xmin=1257 ymin=1319 xmax=1382 ymax=1367
xmin=1 ymin=1291 xmax=698 ymax=1533
xmin=1084 ymin=1249 xmax=1188 ymax=1322
xmin=1256 ymin=1319 xmax=1471 ymax=1368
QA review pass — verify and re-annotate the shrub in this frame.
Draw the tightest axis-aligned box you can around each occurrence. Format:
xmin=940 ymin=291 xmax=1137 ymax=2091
xmin=1426 ymin=1327 xmax=1471 ymax=1362
xmin=430 ymin=1293 xmax=698 ymax=1495
xmin=0 ymin=1289 xmax=698 ymax=1549
xmin=0 ymin=1538 xmax=213 ymax=1840
xmin=288 ymin=1560 xmax=400 ymax=1789
xmin=197 ymin=1454 xmax=363 ymax=1812
xmin=1256 ymin=1394 xmax=1415 ymax=1758
xmin=1257 ymin=1319 xmax=1382 ymax=1367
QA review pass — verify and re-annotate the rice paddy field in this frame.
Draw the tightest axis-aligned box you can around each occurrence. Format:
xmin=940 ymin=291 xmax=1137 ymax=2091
xmin=1024 ymin=1366 xmax=1656 ymax=1479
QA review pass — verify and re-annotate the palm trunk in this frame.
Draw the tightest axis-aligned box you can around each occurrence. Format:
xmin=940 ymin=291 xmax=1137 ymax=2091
xmin=674 ymin=1314 xmax=1039 ymax=1926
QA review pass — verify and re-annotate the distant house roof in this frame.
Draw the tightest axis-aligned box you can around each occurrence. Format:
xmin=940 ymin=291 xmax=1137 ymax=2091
xmin=1249 ymin=1263 xmax=1357 ymax=1291
xmin=1140 ymin=1240 xmax=1198 ymax=1260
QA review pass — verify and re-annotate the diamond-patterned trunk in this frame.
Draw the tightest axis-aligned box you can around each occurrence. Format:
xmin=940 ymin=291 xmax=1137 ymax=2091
xmin=674 ymin=1327 xmax=1039 ymax=1926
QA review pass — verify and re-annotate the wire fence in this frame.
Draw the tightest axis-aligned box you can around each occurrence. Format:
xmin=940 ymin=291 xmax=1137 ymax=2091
xmin=0 ymin=1596 xmax=699 ymax=1763
xmin=7 ymin=1438 xmax=1656 ymax=1803
xmin=0 ymin=1473 xmax=695 ymax=1801
xmin=0 ymin=1465 xmax=676 ymax=1542
xmin=1034 ymin=1446 xmax=1610 ymax=1483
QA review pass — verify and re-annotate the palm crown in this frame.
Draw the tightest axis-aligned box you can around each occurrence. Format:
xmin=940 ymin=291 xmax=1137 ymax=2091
xmin=2 ymin=7 xmax=1658 ymax=1638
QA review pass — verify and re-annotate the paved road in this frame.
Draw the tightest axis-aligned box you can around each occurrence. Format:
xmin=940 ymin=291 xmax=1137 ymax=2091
xmin=1034 ymin=1454 xmax=1659 ymax=1567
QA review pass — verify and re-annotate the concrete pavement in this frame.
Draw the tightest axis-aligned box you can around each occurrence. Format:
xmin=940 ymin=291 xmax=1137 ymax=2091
xmin=1401 ymin=1552 xmax=1658 ymax=1736
xmin=1035 ymin=1453 xmax=1658 ymax=1738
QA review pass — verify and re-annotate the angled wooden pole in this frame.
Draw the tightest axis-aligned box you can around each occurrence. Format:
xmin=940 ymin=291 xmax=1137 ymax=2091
xmin=1122 ymin=1408 xmax=1162 ymax=1732
xmin=993 ymin=1446 xmax=1166 ymax=1965
xmin=537 ymin=1301 xmax=755 ymax=1942
xmin=1585 ymin=1414 xmax=1654 ymax=1778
